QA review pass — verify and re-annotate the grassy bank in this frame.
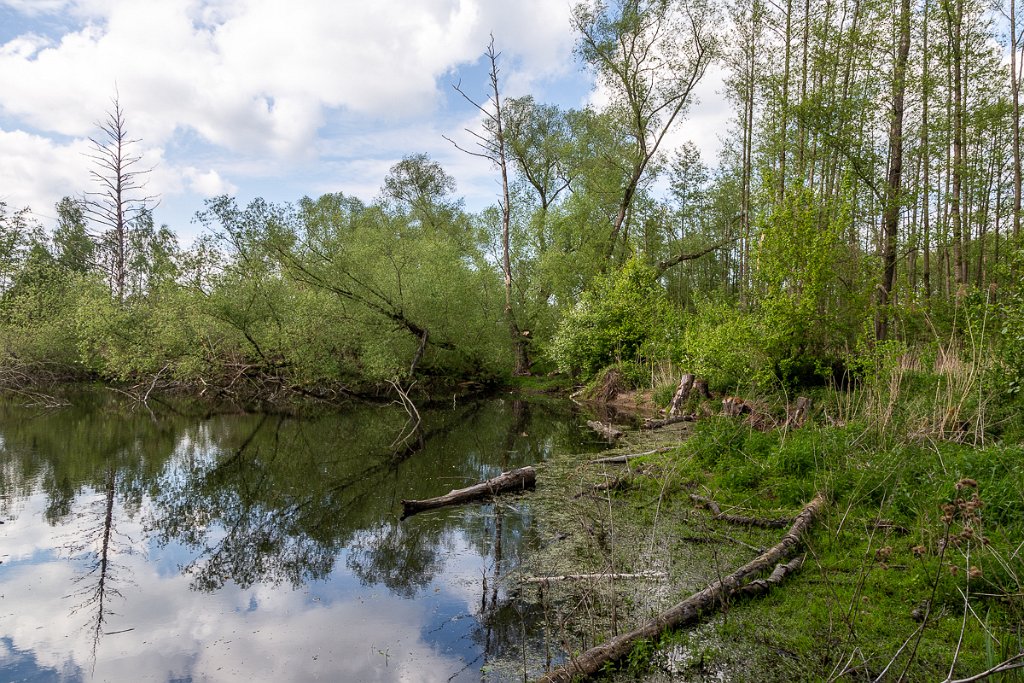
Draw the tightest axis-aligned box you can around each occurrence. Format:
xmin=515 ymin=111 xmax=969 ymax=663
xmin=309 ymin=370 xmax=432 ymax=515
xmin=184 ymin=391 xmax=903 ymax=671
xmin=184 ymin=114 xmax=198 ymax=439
xmin=627 ymin=420 xmax=1022 ymax=680
xmin=519 ymin=357 xmax=1024 ymax=681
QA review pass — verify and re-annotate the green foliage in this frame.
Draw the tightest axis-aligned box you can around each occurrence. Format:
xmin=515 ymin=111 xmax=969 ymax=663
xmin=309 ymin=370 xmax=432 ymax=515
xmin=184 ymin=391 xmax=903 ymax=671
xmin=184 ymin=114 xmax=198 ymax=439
xmin=53 ymin=197 xmax=94 ymax=274
xmin=625 ymin=638 xmax=655 ymax=674
xmin=847 ymin=333 xmax=909 ymax=384
xmin=1 ymin=263 xmax=88 ymax=367
xmin=753 ymin=185 xmax=868 ymax=385
xmin=677 ymin=299 xmax=772 ymax=392
xmin=652 ymin=380 xmax=677 ymax=408
xmin=549 ymin=257 xmax=681 ymax=380
xmin=997 ymin=249 xmax=1024 ymax=397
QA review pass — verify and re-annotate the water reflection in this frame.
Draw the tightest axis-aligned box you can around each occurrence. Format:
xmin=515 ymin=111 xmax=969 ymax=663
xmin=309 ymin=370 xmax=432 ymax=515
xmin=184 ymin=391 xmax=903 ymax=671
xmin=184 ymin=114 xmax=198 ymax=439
xmin=0 ymin=392 xmax=598 ymax=681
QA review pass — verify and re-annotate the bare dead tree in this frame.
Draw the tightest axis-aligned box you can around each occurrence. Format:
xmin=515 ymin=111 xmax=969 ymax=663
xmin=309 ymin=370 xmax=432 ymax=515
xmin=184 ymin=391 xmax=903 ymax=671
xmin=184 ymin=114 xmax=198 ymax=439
xmin=445 ymin=36 xmax=531 ymax=375
xmin=83 ymin=92 xmax=158 ymax=302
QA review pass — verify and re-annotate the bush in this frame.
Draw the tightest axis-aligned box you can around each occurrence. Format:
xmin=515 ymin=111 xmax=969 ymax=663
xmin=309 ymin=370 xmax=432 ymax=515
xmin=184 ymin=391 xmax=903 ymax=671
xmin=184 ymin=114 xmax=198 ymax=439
xmin=676 ymin=300 xmax=772 ymax=392
xmin=550 ymin=257 xmax=681 ymax=381
xmin=998 ymin=249 xmax=1024 ymax=397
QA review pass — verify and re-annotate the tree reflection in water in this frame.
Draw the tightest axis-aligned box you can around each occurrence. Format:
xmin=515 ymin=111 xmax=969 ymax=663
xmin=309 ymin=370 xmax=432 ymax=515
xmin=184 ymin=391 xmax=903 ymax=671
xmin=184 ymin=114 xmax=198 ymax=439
xmin=66 ymin=467 xmax=124 ymax=667
xmin=0 ymin=392 xmax=597 ymax=680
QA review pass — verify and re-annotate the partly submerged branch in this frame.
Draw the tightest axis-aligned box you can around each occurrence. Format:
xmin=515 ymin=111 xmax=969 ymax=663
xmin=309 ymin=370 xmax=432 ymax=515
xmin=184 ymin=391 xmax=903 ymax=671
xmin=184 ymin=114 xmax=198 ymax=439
xmin=588 ymin=447 xmax=673 ymax=465
xmin=401 ymin=466 xmax=536 ymax=518
xmin=586 ymin=420 xmax=624 ymax=441
xmin=522 ymin=571 xmax=667 ymax=585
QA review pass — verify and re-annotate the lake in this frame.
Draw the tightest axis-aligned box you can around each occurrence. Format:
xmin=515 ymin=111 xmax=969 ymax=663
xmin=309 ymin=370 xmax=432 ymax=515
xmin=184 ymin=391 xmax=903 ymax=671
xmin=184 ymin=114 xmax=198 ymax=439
xmin=0 ymin=390 xmax=606 ymax=682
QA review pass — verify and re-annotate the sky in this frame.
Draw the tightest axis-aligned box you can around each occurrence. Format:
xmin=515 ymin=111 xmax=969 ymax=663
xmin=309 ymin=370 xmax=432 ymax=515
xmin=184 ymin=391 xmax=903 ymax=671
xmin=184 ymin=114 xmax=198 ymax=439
xmin=0 ymin=0 xmax=731 ymax=243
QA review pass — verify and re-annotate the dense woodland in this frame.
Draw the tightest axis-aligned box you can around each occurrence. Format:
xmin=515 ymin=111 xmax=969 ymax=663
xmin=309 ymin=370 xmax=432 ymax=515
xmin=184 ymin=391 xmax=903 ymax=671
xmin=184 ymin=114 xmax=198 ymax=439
xmin=1 ymin=0 xmax=1023 ymax=412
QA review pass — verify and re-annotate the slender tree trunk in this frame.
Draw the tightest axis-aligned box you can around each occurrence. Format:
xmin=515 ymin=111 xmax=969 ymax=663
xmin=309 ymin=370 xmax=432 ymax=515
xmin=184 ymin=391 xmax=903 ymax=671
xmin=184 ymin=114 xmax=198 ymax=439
xmin=977 ymin=145 xmax=995 ymax=288
xmin=778 ymin=0 xmax=793 ymax=202
xmin=961 ymin=14 xmax=971 ymax=285
xmin=797 ymin=0 xmax=810 ymax=174
xmin=943 ymin=24 xmax=953 ymax=298
xmin=923 ymin=1 xmax=933 ymax=301
xmin=876 ymin=0 xmax=912 ymax=341
xmin=995 ymin=171 xmax=1003 ymax=269
xmin=949 ymin=0 xmax=965 ymax=288
xmin=742 ymin=11 xmax=757 ymax=300
xmin=1014 ymin=0 xmax=1022 ymax=243
xmin=486 ymin=46 xmax=531 ymax=376
xmin=908 ymin=149 xmax=921 ymax=295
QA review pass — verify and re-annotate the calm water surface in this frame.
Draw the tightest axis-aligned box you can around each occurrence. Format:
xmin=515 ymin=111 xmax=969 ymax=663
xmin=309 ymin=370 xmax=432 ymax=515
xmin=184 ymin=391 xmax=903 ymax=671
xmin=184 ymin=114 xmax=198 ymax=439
xmin=0 ymin=392 xmax=602 ymax=682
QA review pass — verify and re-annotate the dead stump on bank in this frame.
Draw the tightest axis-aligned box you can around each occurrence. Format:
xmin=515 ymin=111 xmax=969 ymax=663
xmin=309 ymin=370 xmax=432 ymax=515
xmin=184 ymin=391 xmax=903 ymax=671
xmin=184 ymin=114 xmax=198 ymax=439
xmin=668 ymin=373 xmax=695 ymax=416
xmin=721 ymin=396 xmax=812 ymax=432
xmin=785 ymin=396 xmax=813 ymax=428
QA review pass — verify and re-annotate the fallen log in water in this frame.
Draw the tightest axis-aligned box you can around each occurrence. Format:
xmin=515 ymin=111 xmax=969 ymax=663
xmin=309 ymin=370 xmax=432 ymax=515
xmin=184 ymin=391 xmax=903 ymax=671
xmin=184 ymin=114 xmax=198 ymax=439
xmin=641 ymin=414 xmax=695 ymax=430
xmin=586 ymin=420 xmax=623 ymax=441
xmin=401 ymin=466 xmax=536 ymax=517
xmin=536 ymin=493 xmax=826 ymax=683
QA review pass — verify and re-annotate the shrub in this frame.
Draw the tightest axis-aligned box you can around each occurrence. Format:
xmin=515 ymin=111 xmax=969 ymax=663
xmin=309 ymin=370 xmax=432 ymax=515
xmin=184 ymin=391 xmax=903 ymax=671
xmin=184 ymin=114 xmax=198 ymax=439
xmin=550 ymin=257 xmax=681 ymax=381
xmin=998 ymin=249 xmax=1024 ymax=397
xmin=676 ymin=300 xmax=772 ymax=392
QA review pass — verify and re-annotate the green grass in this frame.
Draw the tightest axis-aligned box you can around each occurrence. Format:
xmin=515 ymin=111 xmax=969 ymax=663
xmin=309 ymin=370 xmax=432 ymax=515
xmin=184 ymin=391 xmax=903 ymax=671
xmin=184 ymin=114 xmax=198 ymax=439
xmin=610 ymin=415 xmax=1024 ymax=681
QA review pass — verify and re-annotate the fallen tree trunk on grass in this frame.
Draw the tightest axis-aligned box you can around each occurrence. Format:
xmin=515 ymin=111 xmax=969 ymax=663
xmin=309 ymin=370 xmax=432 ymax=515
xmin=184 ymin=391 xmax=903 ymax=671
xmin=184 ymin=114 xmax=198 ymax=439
xmin=401 ymin=466 xmax=536 ymax=517
xmin=690 ymin=494 xmax=792 ymax=528
xmin=536 ymin=493 xmax=826 ymax=683
xmin=589 ymin=447 xmax=673 ymax=465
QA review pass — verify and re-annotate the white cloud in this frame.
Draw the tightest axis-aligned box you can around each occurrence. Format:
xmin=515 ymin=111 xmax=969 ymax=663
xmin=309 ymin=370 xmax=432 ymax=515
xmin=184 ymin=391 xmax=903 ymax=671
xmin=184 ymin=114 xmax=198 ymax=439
xmin=0 ymin=0 xmax=71 ymax=15
xmin=0 ymin=32 xmax=52 ymax=59
xmin=0 ymin=0 xmax=578 ymax=229
xmin=0 ymin=128 xmax=236 ymax=229
xmin=0 ymin=0 xmax=737 ymax=235
xmin=0 ymin=0 xmax=574 ymax=155
xmin=0 ymin=129 xmax=91 ymax=216
xmin=662 ymin=64 xmax=733 ymax=165
xmin=184 ymin=167 xmax=238 ymax=197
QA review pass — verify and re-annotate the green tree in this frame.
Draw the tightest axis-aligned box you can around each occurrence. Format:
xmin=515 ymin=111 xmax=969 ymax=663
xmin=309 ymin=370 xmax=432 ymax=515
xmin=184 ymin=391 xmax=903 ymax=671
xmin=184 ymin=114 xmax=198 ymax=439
xmin=54 ymin=196 xmax=95 ymax=274
xmin=573 ymin=0 xmax=719 ymax=261
xmin=550 ymin=256 xmax=680 ymax=379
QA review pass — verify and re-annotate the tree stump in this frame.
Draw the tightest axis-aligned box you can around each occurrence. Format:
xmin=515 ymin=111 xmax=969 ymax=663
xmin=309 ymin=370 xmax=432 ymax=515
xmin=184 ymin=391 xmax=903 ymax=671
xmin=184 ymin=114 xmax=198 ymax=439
xmin=668 ymin=373 xmax=695 ymax=416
